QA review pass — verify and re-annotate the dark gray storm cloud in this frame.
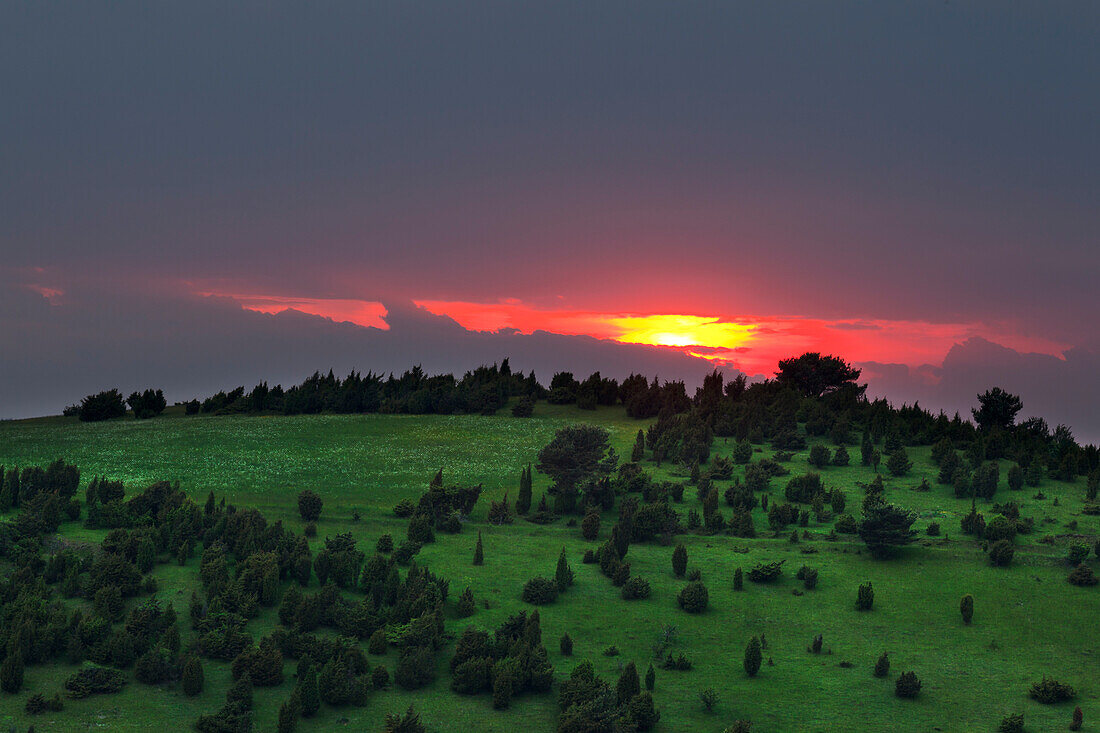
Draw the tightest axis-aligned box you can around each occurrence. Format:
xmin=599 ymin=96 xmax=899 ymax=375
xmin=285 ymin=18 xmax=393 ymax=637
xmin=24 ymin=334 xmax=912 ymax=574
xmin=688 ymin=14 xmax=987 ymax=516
xmin=0 ymin=277 xmax=716 ymax=419
xmin=0 ymin=2 xmax=1097 ymax=435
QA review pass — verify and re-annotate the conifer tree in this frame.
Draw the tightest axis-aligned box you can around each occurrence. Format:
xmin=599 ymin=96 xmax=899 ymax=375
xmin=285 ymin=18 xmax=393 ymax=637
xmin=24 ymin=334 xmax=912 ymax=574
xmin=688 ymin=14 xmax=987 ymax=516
xmin=615 ymin=661 xmax=640 ymax=705
xmin=733 ymin=567 xmax=743 ymax=591
xmin=856 ymin=582 xmax=874 ymax=611
xmin=473 ymin=531 xmax=484 ymax=566
xmin=873 ymin=652 xmax=890 ymax=678
xmin=645 ymin=663 xmax=655 ymax=691
xmin=0 ymin=651 xmax=24 ymax=693
xmin=277 ymin=687 xmax=301 ymax=733
xmin=180 ymin=655 xmax=204 ymax=696
xmin=299 ymin=663 xmax=320 ymax=717
xmin=492 ymin=670 xmax=513 ymax=709
xmin=861 ymin=430 xmax=873 ymax=466
xmin=632 ymin=430 xmax=646 ymax=462
xmin=555 ymin=547 xmax=574 ymax=591
xmin=743 ymin=637 xmax=762 ymax=677
xmin=581 ymin=507 xmax=601 ymax=540
xmin=516 ymin=465 xmax=533 ymax=515
xmin=560 ymin=633 xmax=573 ymax=656
xmin=960 ymin=594 xmax=974 ymax=624
xmin=672 ymin=543 xmax=687 ymax=578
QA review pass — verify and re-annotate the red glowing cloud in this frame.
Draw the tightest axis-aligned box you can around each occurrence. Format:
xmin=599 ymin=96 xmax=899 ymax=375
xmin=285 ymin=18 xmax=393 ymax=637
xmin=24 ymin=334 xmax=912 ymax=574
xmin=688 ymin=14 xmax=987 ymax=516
xmin=199 ymin=292 xmax=389 ymax=330
xmin=197 ymin=290 xmax=1070 ymax=378
xmin=413 ymin=300 xmax=1070 ymax=376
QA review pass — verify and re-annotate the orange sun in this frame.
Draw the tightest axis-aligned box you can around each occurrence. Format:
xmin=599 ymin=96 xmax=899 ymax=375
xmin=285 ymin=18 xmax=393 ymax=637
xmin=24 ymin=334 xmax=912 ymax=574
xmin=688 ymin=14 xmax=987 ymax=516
xmin=609 ymin=314 xmax=755 ymax=351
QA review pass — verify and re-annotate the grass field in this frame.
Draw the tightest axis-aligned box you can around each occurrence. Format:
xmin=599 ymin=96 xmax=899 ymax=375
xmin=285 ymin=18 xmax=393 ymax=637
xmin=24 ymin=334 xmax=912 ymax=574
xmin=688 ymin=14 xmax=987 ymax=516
xmin=1 ymin=404 xmax=1097 ymax=732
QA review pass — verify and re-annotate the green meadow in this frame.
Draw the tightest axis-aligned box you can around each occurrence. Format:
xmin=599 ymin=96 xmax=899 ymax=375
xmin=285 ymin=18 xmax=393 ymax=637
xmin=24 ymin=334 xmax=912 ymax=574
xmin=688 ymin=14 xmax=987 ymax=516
xmin=0 ymin=404 xmax=1097 ymax=732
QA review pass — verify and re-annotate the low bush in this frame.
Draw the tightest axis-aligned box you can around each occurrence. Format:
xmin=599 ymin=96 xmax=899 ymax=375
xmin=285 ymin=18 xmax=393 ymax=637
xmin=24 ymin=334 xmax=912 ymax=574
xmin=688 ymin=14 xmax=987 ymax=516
xmin=1029 ymin=676 xmax=1076 ymax=704
xmin=522 ymin=577 xmax=559 ymax=605
xmin=677 ymin=582 xmax=709 ymax=613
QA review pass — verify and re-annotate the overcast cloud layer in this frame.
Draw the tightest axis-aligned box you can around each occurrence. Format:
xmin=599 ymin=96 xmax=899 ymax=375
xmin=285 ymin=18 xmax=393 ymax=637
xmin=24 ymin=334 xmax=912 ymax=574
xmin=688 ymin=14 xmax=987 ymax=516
xmin=1 ymin=2 xmax=1097 ymax=441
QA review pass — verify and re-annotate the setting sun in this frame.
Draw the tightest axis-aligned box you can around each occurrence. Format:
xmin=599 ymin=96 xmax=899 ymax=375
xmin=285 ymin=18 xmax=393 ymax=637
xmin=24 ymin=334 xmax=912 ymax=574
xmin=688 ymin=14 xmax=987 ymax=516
xmin=609 ymin=314 xmax=755 ymax=350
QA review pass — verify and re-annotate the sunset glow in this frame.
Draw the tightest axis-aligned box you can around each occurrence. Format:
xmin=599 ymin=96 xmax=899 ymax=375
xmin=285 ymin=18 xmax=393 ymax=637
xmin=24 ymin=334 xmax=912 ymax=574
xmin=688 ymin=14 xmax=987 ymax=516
xmin=609 ymin=314 xmax=755 ymax=350
xmin=195 ymin=291 xmax=1072 ymax=379
xmin=200 ymin=293 xmax=389 ymax=330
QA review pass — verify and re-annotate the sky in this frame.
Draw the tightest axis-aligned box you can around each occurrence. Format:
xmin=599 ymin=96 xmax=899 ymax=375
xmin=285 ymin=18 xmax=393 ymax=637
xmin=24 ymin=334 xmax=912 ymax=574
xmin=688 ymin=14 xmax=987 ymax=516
xmin=1 ymin=2 xmax=1098 ymax=441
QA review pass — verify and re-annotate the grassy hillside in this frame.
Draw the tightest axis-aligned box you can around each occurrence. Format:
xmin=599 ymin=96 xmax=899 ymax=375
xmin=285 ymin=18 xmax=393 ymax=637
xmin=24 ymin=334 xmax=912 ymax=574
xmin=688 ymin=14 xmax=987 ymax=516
xmin=0 ymin=404 xmax=1097 ymax=732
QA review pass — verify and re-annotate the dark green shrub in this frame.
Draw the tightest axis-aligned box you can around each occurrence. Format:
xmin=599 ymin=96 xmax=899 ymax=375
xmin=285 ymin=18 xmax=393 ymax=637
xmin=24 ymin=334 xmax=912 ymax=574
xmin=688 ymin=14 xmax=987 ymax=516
xmin=456 ymin=587 xmax=476 ymax=618
xmin=522 ymin=577 xmax=559 ymax=605
xmin=492 ymin=669 xmax=513 ymax=709
xmin=1029 ymin=676 xmax=1075 ymax=704
xmin=393 ymin=500 xmax=415 ymax=518
xmin=394 ymin=646 xmax=436 ymax=690
xmin=626 ymin=691 xmax=661 ymax=730
xmin=856 ymin=582 xmax=874 ymax=611
xmin=895 ymin=671 xmax=921 ymax=698
xmin=0 ymin=652 xmax=24 ymax=693
xmin=998 ymin=713 xmax=1024 ymax=733
xmin=383 ymin=706 xmax=425 ymax=733
xmin=297 ymin=490 xmax=322 ymax=521
xmin=960 ymin=594 xmax=973 ymax=624
xmin=64 ymin=666 xmax=127 ymax=698
xmin=672 ymin=544 xmax=687 ymax=577
xmin=796 ymin=565 xmax=818 ymax=590
xmin=835 ymin=514 xmax=858 ymax=533
xmin=988 ymin=540 xmax=1015 ymax=567
xmin=1067 ymin=543 xmax=1090 ymax=565
xmin=560 ymin=633 xmax=573 ymax=656
xmin=873 ymin=652 xmax=890 ymax=678
xmin=748 ymin=561 xmax=784 ymax=583
xmin=556 ymin=547 xmax=575 ymax=591
xmin=581 ymin=509 xmax=600 ymax=540
xmin=376 ymin=534 xmax=393 ymax=553
xmin=182 ymin=656 xmax=204 ymax=696
xmin=743 ymin=637 xmax=762 ymax=677
xmin=1068 ymin=563 xmax=1098 ymax=586
xmin=622 ymin=576 xmax=651 ymax=600
xmin=677 ymin=582 xmax=709 ymax=613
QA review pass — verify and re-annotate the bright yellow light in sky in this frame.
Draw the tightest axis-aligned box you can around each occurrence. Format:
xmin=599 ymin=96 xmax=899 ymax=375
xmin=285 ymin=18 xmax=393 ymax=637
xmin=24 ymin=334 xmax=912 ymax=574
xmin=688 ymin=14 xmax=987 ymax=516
xmin=609 ymin=314 xmax=755 ymax=350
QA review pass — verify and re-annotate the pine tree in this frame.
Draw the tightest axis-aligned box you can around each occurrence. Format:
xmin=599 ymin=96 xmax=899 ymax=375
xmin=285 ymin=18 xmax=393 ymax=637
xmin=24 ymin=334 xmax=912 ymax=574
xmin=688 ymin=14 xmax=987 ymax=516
xmin=516 ymin=465 xmax=533 ymax=515
xmin=0 ymin=471 xmax=13 ymax=513
xmin=645 ymin=663 xmax=655 ymax=691
xmin=555 ymin=547 xmax=574 ymax=591
xmin=856 ymin=582 xmax=874 ymax=611
xmin=672 ymin=544 xmax=687 ymax=578
xmin=615 ymin=661 xmax=640 ymax=705
xmin=581 ymin=507 xmax=601 ymax=540
xmin=299 ymin=663 xmax=320 ymax=717
xmin=861 ymin=430 xmax=873 ymax=466
xmin=873 ymin=652 xmax=890 ymax=678
xmin=733 ymin=567 xmax=743 ymax=591
xmin=277 ymin=687 xmax=301 ymax=733
xmin=1071 ymin=706 xmax=1083 ymax=731
xmin=456 ymin=587 xmax=476 ymax=618
xmin=632 ymin=430 xmax=646 ymax=462
xmin=960 ymin=594 xmax=974 ymax=624
xmin=473 ymin=531 xmax=484 ymax=566
xmin=560 ymin=633 xmax=573 ymax=656
xmin=0 ymin=651 xmax=24 ymax=693
xmin=743 ymin=637 xmax=762 ymax=677
xmin=181 ymin=655 xmax=204 ymax=696
xmin=492 ymin=670 xmax=513 ymax=709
